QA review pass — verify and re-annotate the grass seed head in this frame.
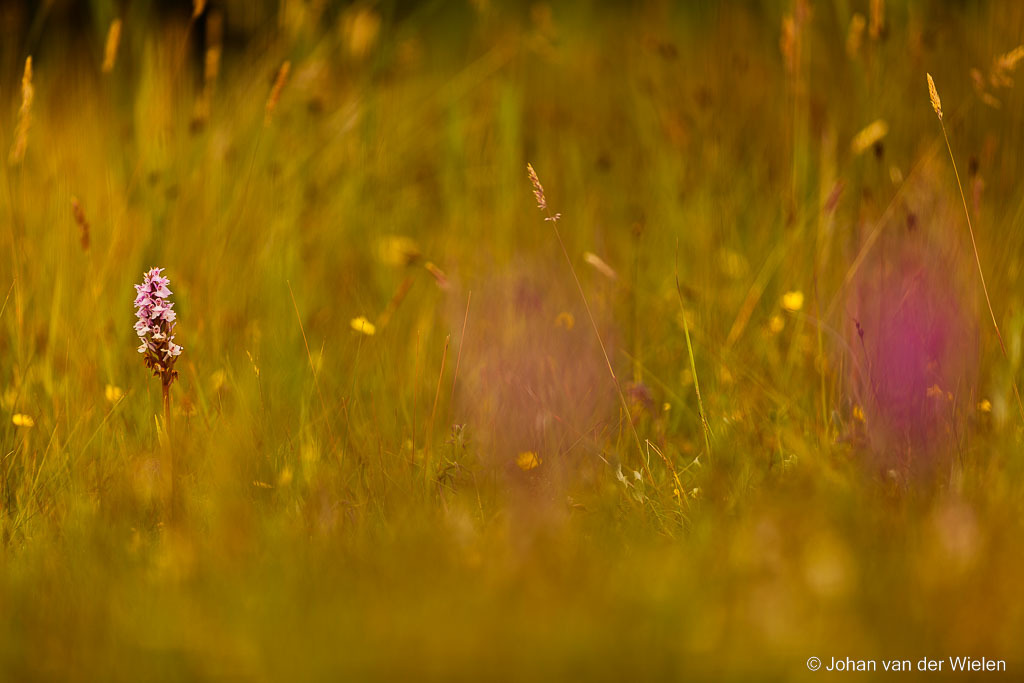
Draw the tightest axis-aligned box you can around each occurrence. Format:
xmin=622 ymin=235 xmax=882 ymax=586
xmin=526 ymin=163 xmax=560 ymax=221
xmin=193 ymin=12 xmax=223 ymax=126
xmin=869 ymin=0 xmax=885 ymax=40
xmin=927 ymin=73 xmax=943 ymax=120
xmin=265 ymin=60 xmax=291 ymax=126
xmin=851 ymin=119 xmax=889 ymax=155
xmin=846 ymin=13 xmax=866 ymax=57
xmin=526 ymin=163 xmax=547 ymax=212
xmin=991 ymin=45 xmax=1024 ymax=88
xmin=8 ymin=56 xmax=34 ymax=166
xmin=102 ymin=19 xmax=122 ymax=73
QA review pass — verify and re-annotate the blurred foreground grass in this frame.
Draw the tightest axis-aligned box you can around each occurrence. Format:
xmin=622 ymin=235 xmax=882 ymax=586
xmin=3 ymin=1 xmax=1024 ymax=679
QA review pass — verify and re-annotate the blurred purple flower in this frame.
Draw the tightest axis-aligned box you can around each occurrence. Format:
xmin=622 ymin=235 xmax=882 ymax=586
xmin=134 ymin=267 xmax=182 ymax=385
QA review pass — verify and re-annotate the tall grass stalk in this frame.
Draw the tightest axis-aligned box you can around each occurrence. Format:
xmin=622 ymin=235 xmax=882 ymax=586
xmin=287 ymin=280 xmax=338 ymax=450
xmin=527 ymin=164 xmax=653 ymax=481
xmin=425 ymin=334 xmax=450 ymax=481
xmin=927 ymin=73 xmax=1024 ymax=425
xmin=162 ymin=378 xmax=175 ymax=520
xmin=675 ymin=240 xmax=712 ymax=458
xmin=449 ymin=292 xmax=471 ymax=413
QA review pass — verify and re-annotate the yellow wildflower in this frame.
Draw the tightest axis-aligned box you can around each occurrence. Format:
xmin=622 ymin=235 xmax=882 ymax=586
xmin=12 ymin=413 xmax=34 ymax=428
xmin=350 ymin=316 xmax=376 ymax=336
xmin=781 ymin=290 xmax=804 ymax=312
xmin=516 ymin=451 xmax=541 ymax=471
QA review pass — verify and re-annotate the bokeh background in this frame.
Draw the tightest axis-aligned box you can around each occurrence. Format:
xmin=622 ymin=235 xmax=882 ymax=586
xmin=3 ymin=1 xmax=1024 ymax=680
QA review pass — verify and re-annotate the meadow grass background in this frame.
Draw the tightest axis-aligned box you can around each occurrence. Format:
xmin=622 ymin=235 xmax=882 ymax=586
xmin=3 ymin=1 xmax=1024 ymax=679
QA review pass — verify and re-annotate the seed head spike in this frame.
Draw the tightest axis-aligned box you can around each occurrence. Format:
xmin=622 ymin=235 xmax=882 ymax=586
xmin=927 ymin=73 xmax=943 ymax=120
